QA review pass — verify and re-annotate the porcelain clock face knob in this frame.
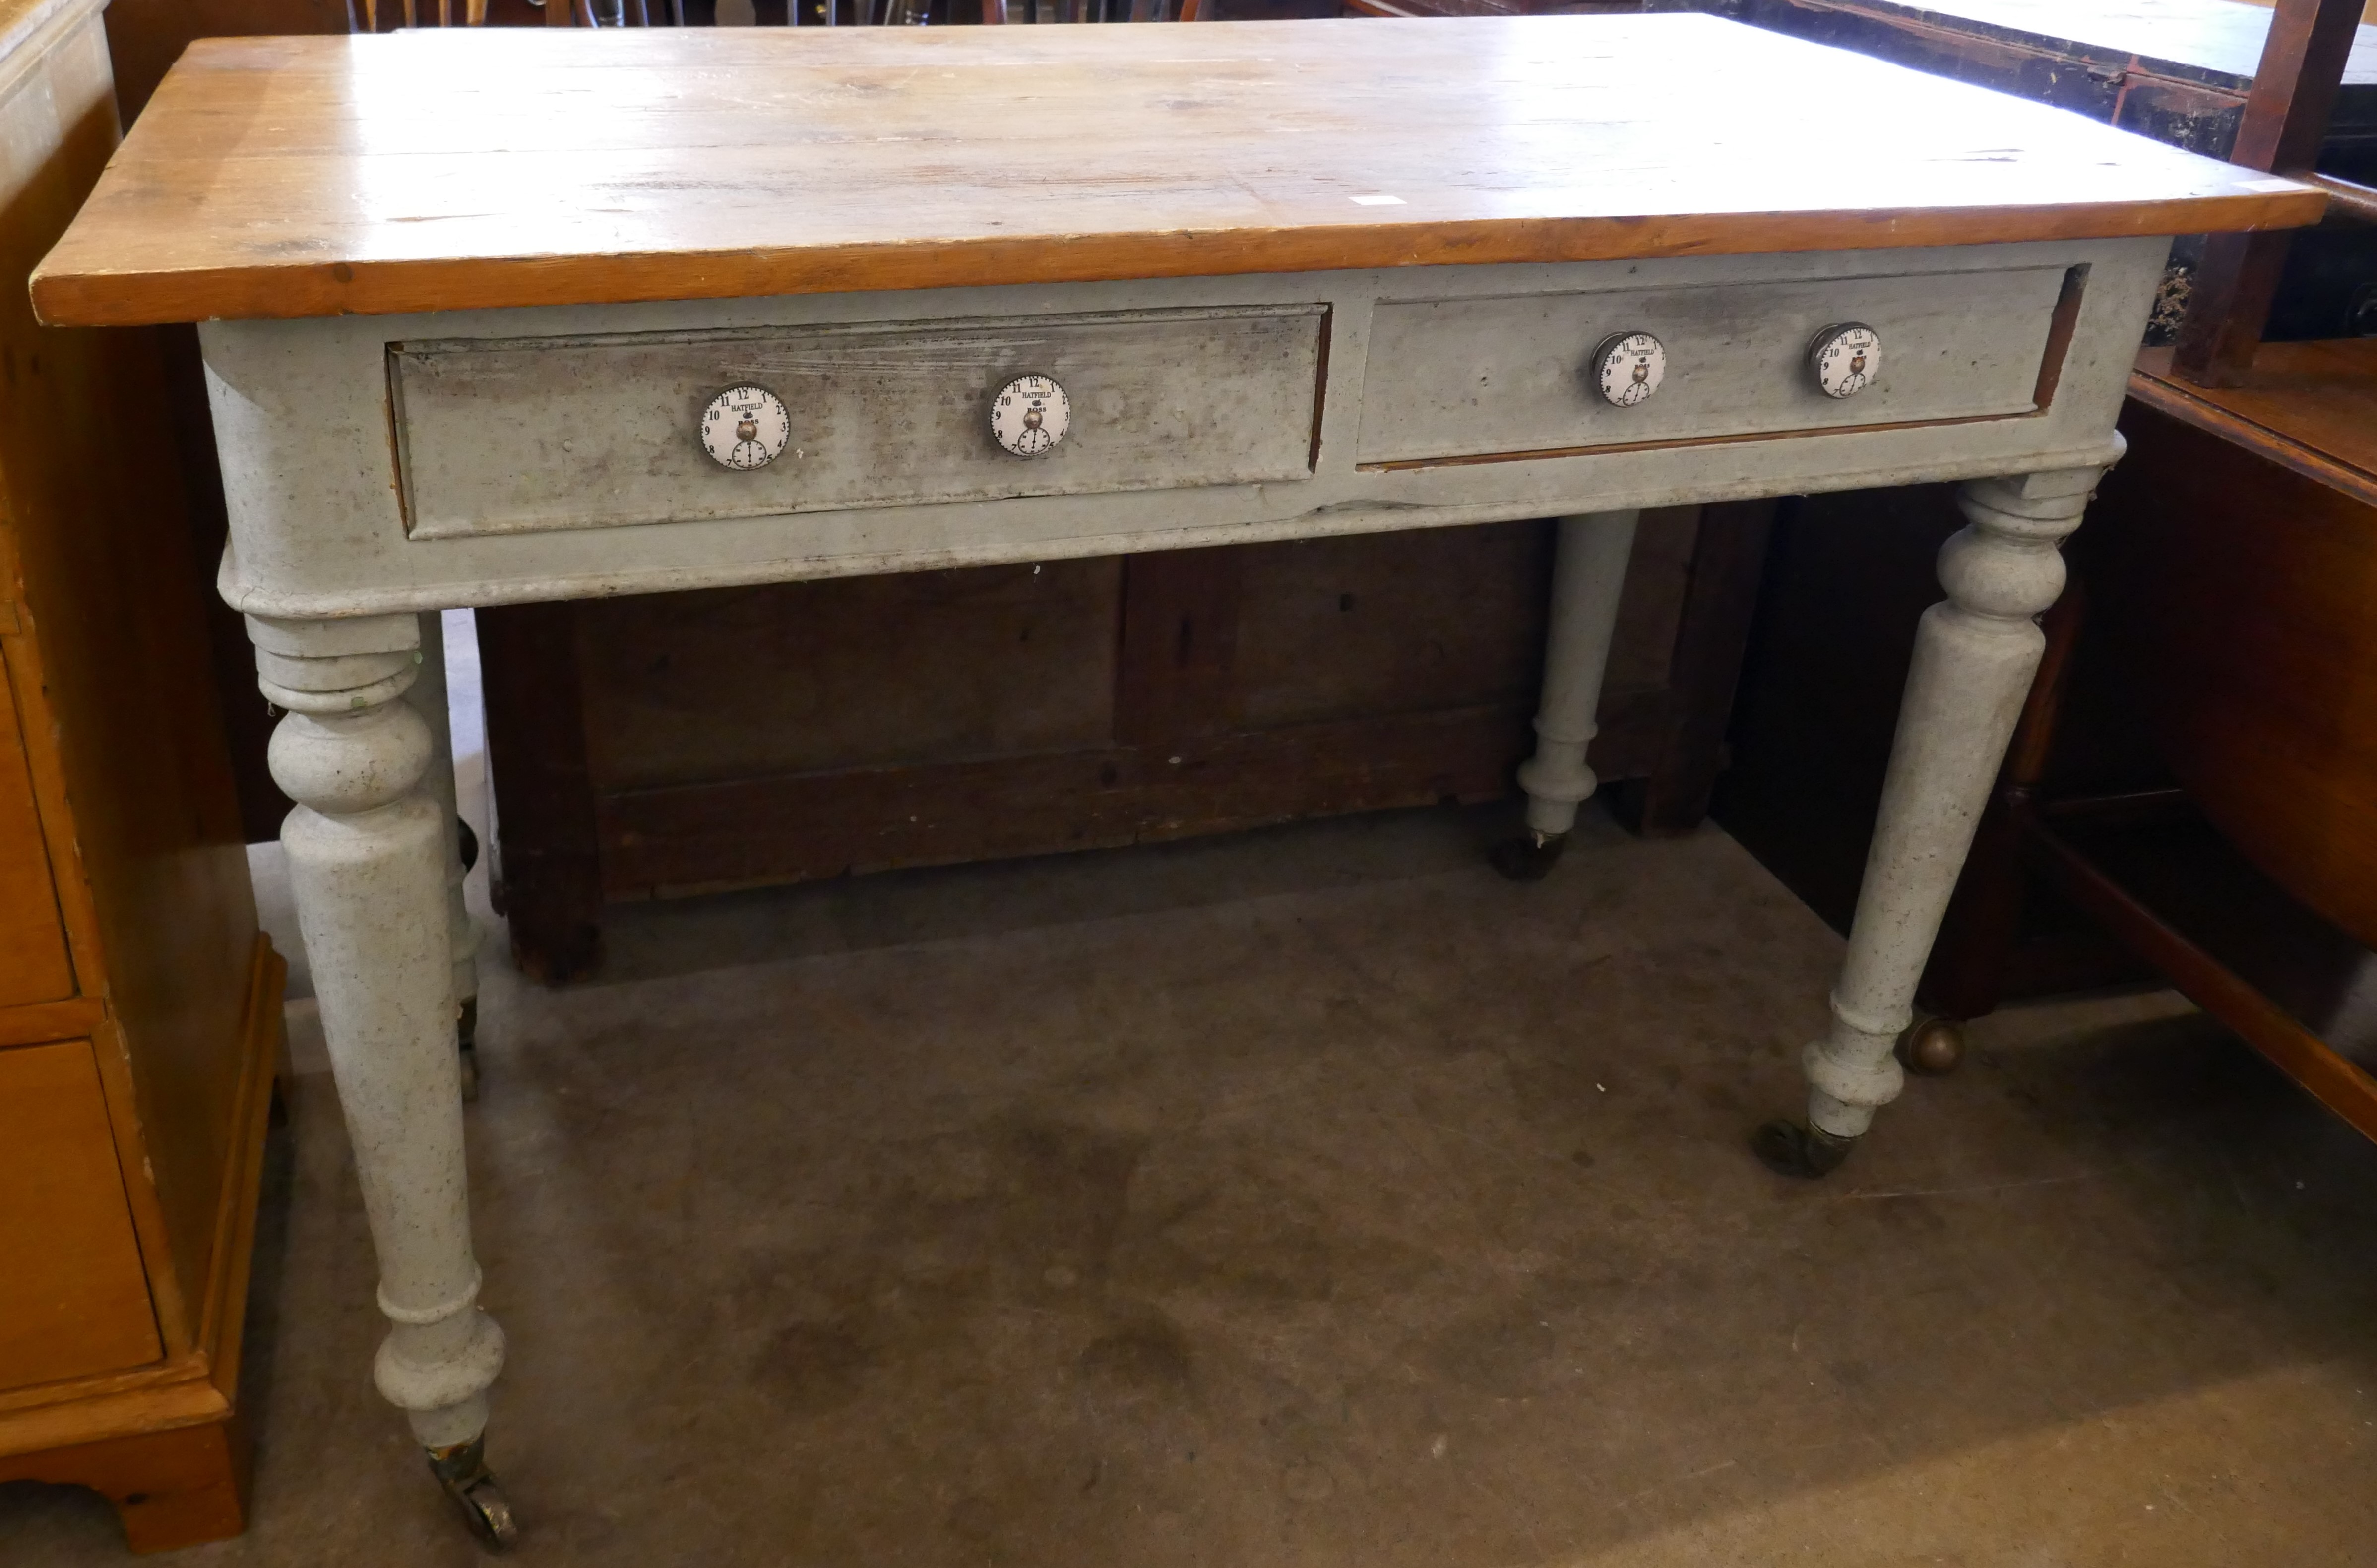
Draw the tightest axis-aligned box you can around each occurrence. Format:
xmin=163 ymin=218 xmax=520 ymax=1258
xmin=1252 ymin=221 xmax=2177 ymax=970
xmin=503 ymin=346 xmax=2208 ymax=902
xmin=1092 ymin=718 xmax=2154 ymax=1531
xmin=700 ymin=385 xmax=790 ymax=470
xmin=1809 ymin=324 xmax=1881 ymax=399
xmin=992 ymin=375 xmax=1070 ymax=457
xmin=1592 ymin=332 xmax=1666 ymax=408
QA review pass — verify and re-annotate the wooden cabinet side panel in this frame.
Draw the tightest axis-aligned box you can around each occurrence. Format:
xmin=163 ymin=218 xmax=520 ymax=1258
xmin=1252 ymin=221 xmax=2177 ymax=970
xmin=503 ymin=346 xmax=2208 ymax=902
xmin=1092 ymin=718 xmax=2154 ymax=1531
xmin=0 ymin=2 xmax=259 ymax=1349
xmin=2088 ymin=397 xmax=2377 ymax=950
xmin=0 ymin=1039 xmax=163 ymax=1390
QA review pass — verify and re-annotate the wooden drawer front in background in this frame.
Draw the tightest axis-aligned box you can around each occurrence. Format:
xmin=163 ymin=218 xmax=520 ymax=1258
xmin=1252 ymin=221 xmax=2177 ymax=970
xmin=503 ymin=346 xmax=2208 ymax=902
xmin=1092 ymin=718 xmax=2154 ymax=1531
xmin=0 ymin=651 xmax=73 ymax=1007
xmin=1356 ymin=264 xmax=2074 ymax=465
xmin=392 ymin=304 xmax=1329 ymax=539
xmin=0 ymin=1039 xmax=161 ymax=1389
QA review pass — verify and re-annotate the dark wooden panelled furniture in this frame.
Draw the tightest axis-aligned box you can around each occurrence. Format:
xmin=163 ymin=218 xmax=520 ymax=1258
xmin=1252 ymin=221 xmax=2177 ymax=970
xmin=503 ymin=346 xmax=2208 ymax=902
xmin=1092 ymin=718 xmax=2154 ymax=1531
xmin=1937 ymin=342 xmax=2377 ymax=1130
xmin=1872 ymin=342 xmax=2377 ymax=1120
xmin=0 ymin=0 xmax=283 ymax=1551
xmin=484 ymin=506 xmax=1774 ymax=980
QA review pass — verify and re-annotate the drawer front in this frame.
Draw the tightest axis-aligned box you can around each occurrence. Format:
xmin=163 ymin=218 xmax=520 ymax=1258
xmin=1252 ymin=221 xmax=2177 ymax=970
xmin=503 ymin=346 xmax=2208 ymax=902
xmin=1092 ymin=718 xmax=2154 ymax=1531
xmin=0 ymin=1039 xmax=161 ymax=1389
xmin=394 ymin=304 xmax=1328 ymax=539
xmin=1356 ymin=265 xmax=2074 ymax=466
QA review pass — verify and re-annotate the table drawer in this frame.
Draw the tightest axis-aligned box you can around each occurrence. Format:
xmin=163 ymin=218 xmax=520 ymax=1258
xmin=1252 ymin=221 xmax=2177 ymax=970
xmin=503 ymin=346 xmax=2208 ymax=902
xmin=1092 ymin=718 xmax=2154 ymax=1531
xmin=1356 ymin=264 xmax=2077 ymax=466
xmin=392 ymin=305 xmax=1328 ymax=540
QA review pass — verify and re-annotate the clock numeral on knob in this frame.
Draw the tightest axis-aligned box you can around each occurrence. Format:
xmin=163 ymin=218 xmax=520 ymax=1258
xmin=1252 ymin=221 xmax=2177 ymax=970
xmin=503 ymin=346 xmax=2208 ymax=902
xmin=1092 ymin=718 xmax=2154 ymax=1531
xmin=700 ymin=384 xmax=791 ymax=470
xmin=1592 ymin=332 xmax=1666 ymax=408
xmin=1809 ymin=323 xmax=1881 ymax=400
xmin=991 ymin=375 xmax=1070 ymax=458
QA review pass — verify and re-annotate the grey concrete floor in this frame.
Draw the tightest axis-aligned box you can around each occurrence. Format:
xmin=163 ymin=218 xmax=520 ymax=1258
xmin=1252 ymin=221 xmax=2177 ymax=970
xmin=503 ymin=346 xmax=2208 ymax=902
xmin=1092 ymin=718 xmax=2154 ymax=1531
xmin=10 ymin=626 xmax=2377 ymax=1564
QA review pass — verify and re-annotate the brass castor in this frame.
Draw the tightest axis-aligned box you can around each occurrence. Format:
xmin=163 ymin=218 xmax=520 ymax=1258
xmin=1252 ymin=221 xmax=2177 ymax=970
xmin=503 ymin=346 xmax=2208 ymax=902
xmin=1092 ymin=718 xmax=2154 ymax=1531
xmin=1898 ymin=1016 xmax=1966 ymax=1077
xmin=457 ymin=998 xmax=481 ymax=1104
xmin=1489 ymin=828 xmax=1568 ymax=883
xmin=1751 ymin=1118 xmax=1856 ymax=1179
xmin=429 ymin=1434 xmax=517 ymax=1551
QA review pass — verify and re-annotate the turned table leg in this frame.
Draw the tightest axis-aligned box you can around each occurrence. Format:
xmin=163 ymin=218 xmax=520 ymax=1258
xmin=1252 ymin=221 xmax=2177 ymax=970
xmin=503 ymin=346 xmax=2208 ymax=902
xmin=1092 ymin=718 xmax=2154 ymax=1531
xmin=401 ymin=611 xmax=485 ymax=1098
xmin=1756 ymin=465 xmax=2106 ymax=1177
xmin=1493 ymin=509 xmax=1641 ymax=880
xmin=247 ymin=612 xmax=516 ymax=1546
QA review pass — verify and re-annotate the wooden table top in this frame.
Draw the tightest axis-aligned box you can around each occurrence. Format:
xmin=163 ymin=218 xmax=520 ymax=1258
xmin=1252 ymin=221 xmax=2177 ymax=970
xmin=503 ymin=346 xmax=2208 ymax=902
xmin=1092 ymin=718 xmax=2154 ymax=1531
xmin=31 ymin=15 xmax=2324 ymax=327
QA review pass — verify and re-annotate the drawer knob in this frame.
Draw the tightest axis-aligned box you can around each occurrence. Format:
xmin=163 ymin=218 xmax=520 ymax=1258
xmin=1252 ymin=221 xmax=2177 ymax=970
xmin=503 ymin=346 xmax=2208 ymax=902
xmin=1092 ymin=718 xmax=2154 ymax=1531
xmin=1809 ymin=324 xmax=1881 ymax=399
xmin=1592 ymin=332 xmax=1666 ymax=408
xmin=700 ymin=385 xmax=791 ymax=470
xmin=992 ymin=375 xmax=1070 ymax=457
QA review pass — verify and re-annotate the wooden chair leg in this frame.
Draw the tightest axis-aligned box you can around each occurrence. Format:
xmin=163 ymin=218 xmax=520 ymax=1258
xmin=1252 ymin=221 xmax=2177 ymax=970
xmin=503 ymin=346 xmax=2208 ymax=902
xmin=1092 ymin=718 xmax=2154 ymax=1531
xmin=0 ymin=1418 xmax=252 ymax=1554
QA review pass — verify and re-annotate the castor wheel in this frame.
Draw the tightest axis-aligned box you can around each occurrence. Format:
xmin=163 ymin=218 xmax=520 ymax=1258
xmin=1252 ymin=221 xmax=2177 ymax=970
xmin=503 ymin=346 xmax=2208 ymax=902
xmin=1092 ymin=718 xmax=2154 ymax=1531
xmin=1752 ymin=1118 xmax=1857 ymax=1179
xmin=1897 ymin=1016 xmax=1966 ymax=1077
xmin=429 ymin=1435 xmax=518 ymax=1550
xmin=457 ymin=998 xmax=481 ymax=1104
xmin=1489 ymin=828 xmax=1568 ymax=882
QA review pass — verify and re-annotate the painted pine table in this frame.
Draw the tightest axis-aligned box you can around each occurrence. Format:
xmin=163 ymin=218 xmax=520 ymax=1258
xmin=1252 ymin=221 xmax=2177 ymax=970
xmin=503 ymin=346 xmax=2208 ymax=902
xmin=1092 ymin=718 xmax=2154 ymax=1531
xmin=32 ymin=14 xmax=2322 ymax=1544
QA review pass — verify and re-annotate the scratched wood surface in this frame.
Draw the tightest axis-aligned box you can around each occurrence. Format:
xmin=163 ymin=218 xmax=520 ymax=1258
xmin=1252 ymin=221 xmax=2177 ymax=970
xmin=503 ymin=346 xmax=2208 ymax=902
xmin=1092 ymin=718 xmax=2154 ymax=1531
xmin=30 ymin=15 xmax=2325 ymax=327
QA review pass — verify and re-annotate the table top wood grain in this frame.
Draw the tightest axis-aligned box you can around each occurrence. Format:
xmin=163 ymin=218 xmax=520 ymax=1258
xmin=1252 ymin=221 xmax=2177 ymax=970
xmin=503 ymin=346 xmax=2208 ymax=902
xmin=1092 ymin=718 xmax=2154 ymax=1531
xmin=30 ymin=14 xmax=2325 ymax=327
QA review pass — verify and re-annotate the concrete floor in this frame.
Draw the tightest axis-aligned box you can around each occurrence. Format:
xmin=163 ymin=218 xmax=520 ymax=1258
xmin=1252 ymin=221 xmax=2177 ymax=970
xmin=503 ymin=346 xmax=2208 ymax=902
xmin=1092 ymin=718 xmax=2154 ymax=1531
xmin=10 ymin=625 xmax=2377 ymax=1564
